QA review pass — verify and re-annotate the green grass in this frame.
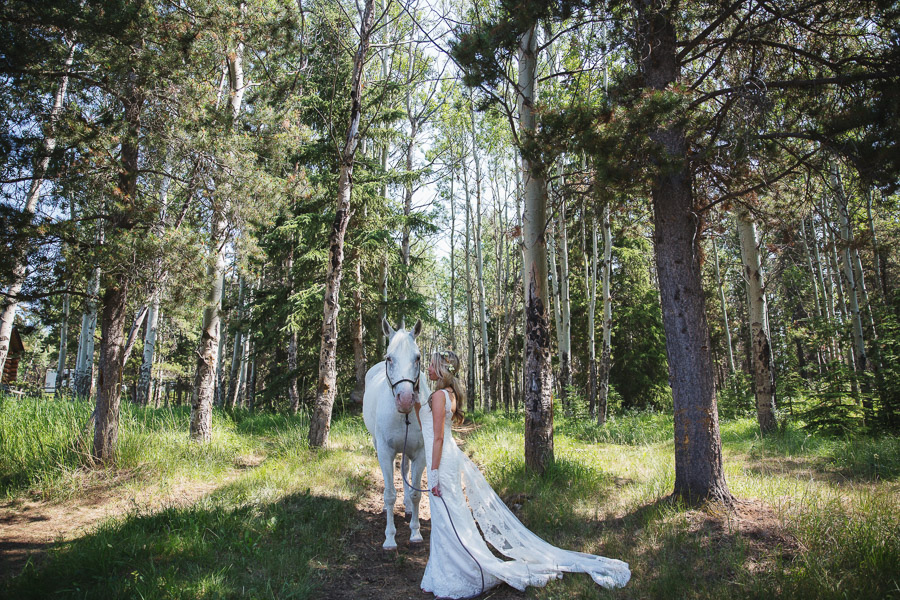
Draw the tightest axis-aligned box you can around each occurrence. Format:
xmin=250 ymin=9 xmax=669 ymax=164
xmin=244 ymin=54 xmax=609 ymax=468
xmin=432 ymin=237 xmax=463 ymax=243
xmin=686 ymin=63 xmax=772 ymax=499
xmin=2 ymin=396 xmax=898 ymax=599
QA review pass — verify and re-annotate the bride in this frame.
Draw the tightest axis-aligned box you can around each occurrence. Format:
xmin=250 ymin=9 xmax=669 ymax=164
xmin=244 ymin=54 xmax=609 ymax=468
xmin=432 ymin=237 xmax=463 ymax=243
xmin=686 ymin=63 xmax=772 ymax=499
xmin=413 ymin=350 xmax=631 ymax=599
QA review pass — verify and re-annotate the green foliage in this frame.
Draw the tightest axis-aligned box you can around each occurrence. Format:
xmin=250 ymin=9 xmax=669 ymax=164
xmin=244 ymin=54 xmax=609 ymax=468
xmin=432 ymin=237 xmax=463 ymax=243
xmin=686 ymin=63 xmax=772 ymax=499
xmin=609 ymin=234 xmax=670 ymax=410
xmin=801 ymin=361 xmax=867 ymax=436
xmin=717 ymin=371 xmax=755 ymax=419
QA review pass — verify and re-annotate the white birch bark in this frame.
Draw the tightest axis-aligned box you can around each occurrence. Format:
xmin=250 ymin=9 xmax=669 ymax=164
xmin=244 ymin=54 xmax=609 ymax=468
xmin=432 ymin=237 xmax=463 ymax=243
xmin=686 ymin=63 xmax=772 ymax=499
xmin=191 ymin=33 xmax=245 ymax=440
xmin=712 ymin=236 xmax=736 ymax=374
xmin=463 ymin=157 xmax=477 ymax=410
xmin=831 ymin=172 xmax=868 ymax=375
xmin=449 ymin=175 xmax=456 ymax=350
xmin=597 ymin=201 xmax=613 ymax=424
xmin=55 ymin=293 xmax=70 ymax=394
xmin=737 ymin=208 xmax=777 ymax=433
xmin=584 ymin=213 xmax=598 ymax=417
xmin=74 ymin=262 xmax=101 ymax=398
xmin=308 ymin=0 xmax=376 ymax=447
xmin=137 ymin=176 xmax=169 ymax=405
xmin=470 ymin=102 xmax=491 ymax=411
xmin=519 ymin=25 xmax=553 ymax=472
xmin=557 ymin=190 xmax=572 ymax=408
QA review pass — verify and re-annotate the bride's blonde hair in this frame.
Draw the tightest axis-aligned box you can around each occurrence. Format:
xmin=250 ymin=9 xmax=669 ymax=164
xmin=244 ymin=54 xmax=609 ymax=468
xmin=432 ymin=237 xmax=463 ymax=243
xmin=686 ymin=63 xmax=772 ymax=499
xmin=431 ymin=350 xmax=465 ymax=425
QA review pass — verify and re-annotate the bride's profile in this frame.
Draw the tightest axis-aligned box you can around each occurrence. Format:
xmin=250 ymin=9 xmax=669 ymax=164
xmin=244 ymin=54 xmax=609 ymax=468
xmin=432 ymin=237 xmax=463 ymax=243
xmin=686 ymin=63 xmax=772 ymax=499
xmin=413 ymin=350 xmax=631 ymax=599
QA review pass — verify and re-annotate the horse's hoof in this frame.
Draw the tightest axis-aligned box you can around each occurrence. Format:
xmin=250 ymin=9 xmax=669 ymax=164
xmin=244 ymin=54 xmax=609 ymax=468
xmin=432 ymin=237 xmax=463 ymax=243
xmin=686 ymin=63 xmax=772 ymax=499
xmin=382 ymin=542 xmax=398 ymax=551
xmin=410 ymin=535 xmax=424 ymax=544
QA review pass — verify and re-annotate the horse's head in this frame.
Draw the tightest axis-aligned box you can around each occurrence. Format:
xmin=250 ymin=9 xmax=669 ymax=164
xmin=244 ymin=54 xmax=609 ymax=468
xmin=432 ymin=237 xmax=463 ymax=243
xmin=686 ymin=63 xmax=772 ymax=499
xmin=382 ymin=318 xmax=423 ymax=414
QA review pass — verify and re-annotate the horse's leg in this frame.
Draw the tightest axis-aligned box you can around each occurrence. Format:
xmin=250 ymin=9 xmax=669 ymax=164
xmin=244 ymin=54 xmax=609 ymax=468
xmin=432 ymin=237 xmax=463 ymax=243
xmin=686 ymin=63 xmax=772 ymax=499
xmin=402 ymin=453 xmax=414 ymax=516
xmin=408 ymin=449 xmax=425 ymax=544
xmin=377 ymin=445 xmax=399 ymax=550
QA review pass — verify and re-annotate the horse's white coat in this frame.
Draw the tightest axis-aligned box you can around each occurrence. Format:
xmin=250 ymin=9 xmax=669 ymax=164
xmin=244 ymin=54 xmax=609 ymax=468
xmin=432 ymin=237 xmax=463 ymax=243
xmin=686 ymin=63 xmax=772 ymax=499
xmin=363 ymin=325 xmax=428 ymax=550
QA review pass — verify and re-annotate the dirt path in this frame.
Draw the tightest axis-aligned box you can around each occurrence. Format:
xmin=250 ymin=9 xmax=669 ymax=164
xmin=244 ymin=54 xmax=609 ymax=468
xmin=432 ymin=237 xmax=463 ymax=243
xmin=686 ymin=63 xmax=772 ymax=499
xmin=318 ymin=458 xmax=526 ymax=600
xmin=0 ymin=464 xmax=257 ymax=581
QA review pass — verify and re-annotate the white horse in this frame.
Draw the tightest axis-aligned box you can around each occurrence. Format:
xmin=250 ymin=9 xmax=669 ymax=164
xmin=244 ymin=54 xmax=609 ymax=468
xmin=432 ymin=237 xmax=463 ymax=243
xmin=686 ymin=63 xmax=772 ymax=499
xmin=363 ymin=318 xmax=429 ymax=550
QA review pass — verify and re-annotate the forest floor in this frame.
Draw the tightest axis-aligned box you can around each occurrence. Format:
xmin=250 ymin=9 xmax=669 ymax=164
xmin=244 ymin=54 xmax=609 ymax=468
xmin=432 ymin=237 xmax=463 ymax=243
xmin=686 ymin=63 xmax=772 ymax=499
xmin=0 ymin=458 xmax=263 ymax=581
xmin=1 ymin=397 xmax=898 ymax=599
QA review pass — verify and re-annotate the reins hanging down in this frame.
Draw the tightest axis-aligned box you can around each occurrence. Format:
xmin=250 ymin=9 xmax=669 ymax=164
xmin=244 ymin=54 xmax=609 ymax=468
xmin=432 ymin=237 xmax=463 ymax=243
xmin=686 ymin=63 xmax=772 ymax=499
xmin=402 ymin=414 xmax=485 ymax=598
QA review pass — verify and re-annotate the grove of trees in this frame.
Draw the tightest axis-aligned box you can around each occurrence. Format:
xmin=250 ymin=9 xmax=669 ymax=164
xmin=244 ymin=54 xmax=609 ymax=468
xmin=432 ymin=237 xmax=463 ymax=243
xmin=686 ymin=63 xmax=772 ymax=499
xmin=1 ymin=0 xmax=897 ymax=504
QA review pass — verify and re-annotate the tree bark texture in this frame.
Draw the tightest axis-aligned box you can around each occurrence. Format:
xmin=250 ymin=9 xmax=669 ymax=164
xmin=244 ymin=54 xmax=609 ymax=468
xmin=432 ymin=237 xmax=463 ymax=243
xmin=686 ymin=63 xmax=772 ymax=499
xmin=471 ymin=108 xmax=491 ymax=411
xmin=351 ymin=250 xmax=367 ymax=404
xmin=74 ymin=264 xmax=101 ymax=397
xmin=598 ymin=201 xmax=613 ymax=424
xmin=737 ymin=209 xmax=777 ymax=433
xmin=93 ymin=81 xmax=143 ymax=461
xmin=463 ymin=160 xmax=477 ymax=411
xmin=308 ymin=0 xmax=375 ymax=448
xmin=557 ymin=192 xmax=572 ymax=409
xmin=93 ymin=284 xmax=128 ymax=462
xmin=519 ymin=26 xmax=553 ymax=473
xmin=191 ymin=210 xmax=227 ymax=440
xmin=584 ymin=213 xmax=598 ymax=417
xmin=55 ymin=294 xmax=70 ymax=394
xmin=635 ymin=0 xmax=731 ymax=504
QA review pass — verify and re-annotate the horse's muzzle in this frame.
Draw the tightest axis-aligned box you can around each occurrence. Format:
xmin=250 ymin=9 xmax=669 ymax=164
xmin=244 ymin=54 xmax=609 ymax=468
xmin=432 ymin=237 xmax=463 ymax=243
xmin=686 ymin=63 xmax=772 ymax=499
xmin=396 ymin=391 xmax=416 ymax=414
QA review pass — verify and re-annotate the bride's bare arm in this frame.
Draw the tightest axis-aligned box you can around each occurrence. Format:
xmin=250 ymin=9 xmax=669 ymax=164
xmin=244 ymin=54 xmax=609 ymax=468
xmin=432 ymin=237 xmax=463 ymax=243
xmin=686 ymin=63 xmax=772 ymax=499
xmin=430 ymin=391 xmax=445 ymax=496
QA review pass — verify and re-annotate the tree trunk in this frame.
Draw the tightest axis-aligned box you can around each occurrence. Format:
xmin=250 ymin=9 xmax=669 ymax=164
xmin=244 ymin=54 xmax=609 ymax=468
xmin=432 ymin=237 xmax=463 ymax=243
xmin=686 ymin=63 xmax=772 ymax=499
xmin=137 ymin=175 xmax=170 ymax=405
xmin=192 ymin=32 xmax=245 ymax=435
xmin=74 ymin=264 xmax=101 ymax=398
xmin=584 ymin=212 xmax=598 ymax=417
xmin=214 ymin=269 xmax=228 ymax=407
xmin=450 ymin=175 xmax=457 ymax=350
xmin=811 ymin=214 xmax=840 ymax=362
xmin=226 ymin=277 xmax=245 ymax=408
xmin=471 ymin=103 xmax=491 ymax=411
xmin=557 ymin=188 xmax=572 ymax=410
xmin=190 ymin=208 xmax=227 ymax=440
xmin=598 ymin=201 xmax=613 ymax=425
xmin=712 ymin=236 xmax=736 ymax=375
xmin=519 ymin=25 xmax=553 ymax=473
xmin=400 ymin=119 xmax=417 ymax=325
xmin=831 ymin=176 xmax=868 ymax=375
xmin=288 ymin=328 xmax=300 ymax=413
xmin=0 ymin=41 xmax=76 ymax=374
xmin=463 ymin=155 xmax=477 ymax=411
xmin=635 ymin=0 xmax=730 ymax=504
xmin=93 ymin=284 xmax=128 ymax=462
xmin=549 ymin=221 xmax=563 ymax=398
xmin=800 ymin=218 xmax=826 ymax=368
xmin=93 ymin=81 xmax=143 ymax=461
xmin=350 ymin=245 xmax=367 ymax=405
xmin=737 ymin=208 xmax=777 ymax=434
xmin=55 ymin=293 xmax=70 ymax=394
xmin=308 ymin=0 xmax=375 ymax=448
xmin=137 ymin=293 xmax=160 ymax=404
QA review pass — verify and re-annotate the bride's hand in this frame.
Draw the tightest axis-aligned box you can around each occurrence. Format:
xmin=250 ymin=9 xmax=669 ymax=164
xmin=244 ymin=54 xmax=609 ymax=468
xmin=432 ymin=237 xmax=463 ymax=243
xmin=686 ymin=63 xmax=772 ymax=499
xmin=431 ymin=483 xmax=442 ymax=497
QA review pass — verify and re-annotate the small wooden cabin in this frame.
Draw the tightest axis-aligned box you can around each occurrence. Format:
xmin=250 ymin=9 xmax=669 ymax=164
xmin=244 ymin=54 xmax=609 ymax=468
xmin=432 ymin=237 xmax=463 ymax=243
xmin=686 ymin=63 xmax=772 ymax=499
xmin=1 ymin=327 xmax=25 ymax=385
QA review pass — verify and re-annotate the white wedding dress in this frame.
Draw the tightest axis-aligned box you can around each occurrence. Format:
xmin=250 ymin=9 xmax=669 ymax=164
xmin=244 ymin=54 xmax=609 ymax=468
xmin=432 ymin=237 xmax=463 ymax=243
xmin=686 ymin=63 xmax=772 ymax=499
xmin=420 ymin=389 xmax=631 ymax=599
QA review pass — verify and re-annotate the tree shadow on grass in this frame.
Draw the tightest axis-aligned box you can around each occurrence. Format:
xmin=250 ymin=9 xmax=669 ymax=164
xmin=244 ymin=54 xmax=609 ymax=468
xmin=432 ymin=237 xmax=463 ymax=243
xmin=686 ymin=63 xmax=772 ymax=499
xmin=2 ymin=488 xmax=357 ymax=600
xmin=560 ymin=496 xmax=802 ymax=600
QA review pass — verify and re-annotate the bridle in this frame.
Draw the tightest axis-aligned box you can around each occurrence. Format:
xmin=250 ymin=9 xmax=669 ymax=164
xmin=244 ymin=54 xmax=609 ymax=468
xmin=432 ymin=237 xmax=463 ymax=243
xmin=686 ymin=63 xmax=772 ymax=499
xmin=384 ymin=359 xmax=420 ymax=397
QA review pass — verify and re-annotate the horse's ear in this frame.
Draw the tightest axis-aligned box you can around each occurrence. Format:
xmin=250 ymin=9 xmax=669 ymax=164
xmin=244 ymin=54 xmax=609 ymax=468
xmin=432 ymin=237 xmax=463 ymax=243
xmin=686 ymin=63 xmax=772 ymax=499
xmin=412 ymin=319 xmax=423 ymax=338
xmin=382 ymin=318 xmax=395 ymax=339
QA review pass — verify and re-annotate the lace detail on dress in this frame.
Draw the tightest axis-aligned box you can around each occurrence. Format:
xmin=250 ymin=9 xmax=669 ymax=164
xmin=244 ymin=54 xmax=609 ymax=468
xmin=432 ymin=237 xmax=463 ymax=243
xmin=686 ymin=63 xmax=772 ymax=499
xmin=419 ymin=389 xmax=630 ymax=598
